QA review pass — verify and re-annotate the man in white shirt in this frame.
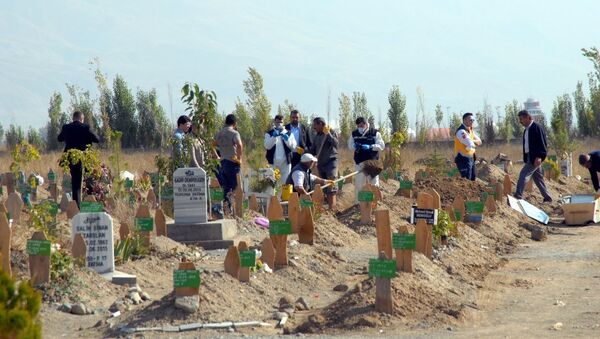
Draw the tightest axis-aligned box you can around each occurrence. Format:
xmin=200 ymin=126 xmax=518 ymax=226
xmin=264 ymin=115 xmax=297 ymax=187
xmin=285 ymin=153 xmax=333 ymax=195
xmin=453 ymin=112 xmax=482 ymax=181
xmin=348 ymin=117 xmax=385 ymax=201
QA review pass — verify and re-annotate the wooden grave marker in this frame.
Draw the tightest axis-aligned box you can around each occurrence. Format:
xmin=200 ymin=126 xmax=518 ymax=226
xmin=147 ymin=189 xmax=157 ymax=208
xmin=238 ymin=241 xmax=253 ymax=283
xmin=416 ymin=192 xmax=435 ymax=209
xmin=0 ymin=213 xmax=11 ymax=276
xmin=234 ymin=174 xmax=244 ymax=218
xmin=66 ymin=200 xmax=79 ymax=219
xmin=2 ymin=172 xmax=16 ymax=194
xmin=424 ymin=188 xmax=441 ymax=209
xmin=27 ymin=231 xmax=51 ymax=286
xmin=6 ymin=192 xmax=23 ymax=223
xmin=416 ymin=192 xmax=434 ymax=259
xmin=119 ymin=222 xmax=130 ymax=240
xmin=260 ymin=237 xmax=276 ymax=270
xmin=155 ymin=208 xmax=167 ymax=237
xmin=398 ymin=180 xmax=413 ymax=198
xmin=298 ymin=194 xmax=315 ymax=245
xmin=415 ymin=219 xmax=432 ymax=259
xmin=495 ymin=182 xmax=503 ymax=202
xmin=393 ymin=225 xmax=414 ymax=273
xmin=503 ymin=174 xmax=511 ymax=197
xmin=174 ymin=260 xmax=200 ymax=297
xmin=249 ymin=194 xmax=259 ymax=212
xmin=71 ymin=233 xmax=87 ymax=266
xmin=485 ymin=195 xmax=497 ymax=215
xmin=375 ymin=209 xmax=393 ymax=259
xmin=445 ymin=205 xmax=456 ymax=221
xmin=135 ymin=204 xmax=152 ymax=246
xmin=369 ymin=252 xmax=395 ymax=314
xmin=268 ymin=196 xmax=290 ymax=266
xmin=452 ymin=197 xmax=466 ymax=222
xmin=49 ymin=183 xmax=59 ymax=202
xmin=525 ymin=178 xmax=533 ymax=192
xmin=224 ymin=245 xmax=240 ymax=279
xmin=288 ymin=192 xmax=300 ymax=234
xmin=358 ymin=183 xmax=376 ymax=224
xmin=60 ymin=193 xmax=70 ymax=212
xmin=312 ymin=184 xmax=324 ymax=210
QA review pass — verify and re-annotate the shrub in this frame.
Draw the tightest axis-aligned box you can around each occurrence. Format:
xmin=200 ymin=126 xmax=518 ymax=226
xmin=0 ymin=270 xmax=42 ymax=339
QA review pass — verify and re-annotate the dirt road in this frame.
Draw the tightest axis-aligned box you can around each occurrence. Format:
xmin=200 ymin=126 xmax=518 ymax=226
xmin=395 ymin=224 xmax=600 ymax=338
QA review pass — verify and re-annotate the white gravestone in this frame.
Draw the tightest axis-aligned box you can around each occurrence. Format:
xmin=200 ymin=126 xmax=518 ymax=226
xmin=71 ymin=212 xmax=114 ymax=274
xmin=174 ymin=168 xmax=207 ymax=224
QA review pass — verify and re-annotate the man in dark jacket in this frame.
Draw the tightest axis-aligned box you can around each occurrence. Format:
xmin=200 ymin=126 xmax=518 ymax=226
xmin=514 ymin=110 xmax=552 ymax=202
xmin=57 ymin=111 xmax=100 ymax=207
xmin=578 ymin=151 xmax=600 ymax=193
xmin=285 ymin=110 xmax=312 ymax=168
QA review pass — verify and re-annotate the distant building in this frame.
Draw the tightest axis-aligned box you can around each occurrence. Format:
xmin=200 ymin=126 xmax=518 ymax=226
xmin=523 ymin=97 xmax=547 ymax=125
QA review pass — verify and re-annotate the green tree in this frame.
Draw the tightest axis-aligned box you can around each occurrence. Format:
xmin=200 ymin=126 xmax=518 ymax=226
xmin=351 ymin=92 xmax=372 ymax=124
xmin=448 ymin=112 xmax=462 ymax=132
xmin=387 ymin=85 xmax=408 ymax=138
xmin=0 ymin=270 xmax=42 ymax=338
xmin=497 ymin=112 xmax=513 ymax=144
xmin=338 ymin=93 xmax=352 ymax=148
xmin=233 ymin=98 xmax=254 ymax=148
xmin=434 ymin=104 xmax=444 ymax=129
xmin=504 ymin=100 xmax=521 ymax=139
xmin=551 ymin=94 xmax=573 ymax=136
xmin=582 ymin=47 xmax=600 ymax=136
xmin=136 ymin=89 xmax=168 ymax=149
xmin=574 ymin=81 xmax=590 ymax=137
xmin=243 ymin=67 xmax=272 ymax=146
xmin=0 ymin=122 xmax=4 ymax=145
xmin=46 ymin=92 xmax=63 ymax=151
xmin=27 ymin=127 xmax=45 ymax=151
xmin=111 ymin=75 xmax=137 ymax=148
xmin=66 ymin=84 xmax=98 ymax=134
xmin=550 ymin=94 xmax=577 ymax=158
xmin=5 ymin=124 xmax=24 ymax=149
xmin=93 ymin=58 xmax=112 ymax=145
xmin=277 ymin=99 xmax=296 ymax=122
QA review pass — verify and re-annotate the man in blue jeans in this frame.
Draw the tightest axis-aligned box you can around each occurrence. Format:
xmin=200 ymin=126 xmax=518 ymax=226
xmin=453 ymin=112 xmax=482 ymax=181
xmin=514 ymin=110 xmax=552 ymax=202
xmin=214 ymin=114 xmax=243 ymax=213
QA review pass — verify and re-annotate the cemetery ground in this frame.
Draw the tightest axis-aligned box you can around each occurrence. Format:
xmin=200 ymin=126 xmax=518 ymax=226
xmin=2 ymin=141 xmax=600 ymax=338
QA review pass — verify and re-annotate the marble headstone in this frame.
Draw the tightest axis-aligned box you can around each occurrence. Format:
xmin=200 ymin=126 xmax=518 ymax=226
xmin=71 ymin=212 xmax=114 ymax=274
xmin=173 ymin=167 xmax=207 ymax=224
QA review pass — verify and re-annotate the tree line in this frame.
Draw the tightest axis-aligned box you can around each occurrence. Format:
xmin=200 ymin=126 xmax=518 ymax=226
xmin=1 ymin=48 xmax=599 ymax=156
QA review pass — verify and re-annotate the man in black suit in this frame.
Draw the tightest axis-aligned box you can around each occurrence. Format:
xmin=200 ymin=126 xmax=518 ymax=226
xmin=57 ymin=111 xmax=100 ymax=207
xmin=514 ymin=110 xmax=552 ymax=202
xmin=285 ymin=109 xmax=312 ymax=168
xmin=578 ymin=151 xmax=600 ymax=193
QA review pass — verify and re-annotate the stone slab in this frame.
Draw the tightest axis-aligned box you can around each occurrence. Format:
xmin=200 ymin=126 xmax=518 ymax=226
xmin=167 ymin=219 xmax=236 ymax=242
xmin=173 ymin=168 xmax=208 ymax=224
xmin=100 ymin=270 xmax=137 ymax=286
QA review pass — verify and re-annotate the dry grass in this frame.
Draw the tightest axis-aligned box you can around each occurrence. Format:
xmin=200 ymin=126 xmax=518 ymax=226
xmin=2 ymin=138 xmax=600 ymax=180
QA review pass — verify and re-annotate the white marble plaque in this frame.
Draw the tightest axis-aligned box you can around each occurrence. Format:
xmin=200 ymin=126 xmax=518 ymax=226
xmin=173 ymin=167 xmax=207 ymax=224
xmin=71 ymin=212 xmax=114 ymax=274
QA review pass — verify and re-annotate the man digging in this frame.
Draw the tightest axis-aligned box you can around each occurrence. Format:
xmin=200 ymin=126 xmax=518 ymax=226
xmin=285 ymin=153 xmax=334 ymax=195
xmin=578 ymin=151 xmax=600 ymax=193
xmin=349 ymin=117 xmax=385 ymax=202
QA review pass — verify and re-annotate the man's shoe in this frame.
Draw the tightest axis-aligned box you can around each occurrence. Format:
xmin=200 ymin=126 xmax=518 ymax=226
xmin=543 ymin=198 xmax=553 ymax=203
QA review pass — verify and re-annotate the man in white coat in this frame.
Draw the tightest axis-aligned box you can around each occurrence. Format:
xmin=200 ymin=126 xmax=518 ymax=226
xmin=264 ymin=114 xmax=297 ymax=186
xmin=348 ymin=117 xmax=385 ymax=201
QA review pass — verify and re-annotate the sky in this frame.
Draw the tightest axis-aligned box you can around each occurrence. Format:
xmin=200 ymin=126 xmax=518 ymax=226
xmin=1 ymin=0 xmax=599 ymax=130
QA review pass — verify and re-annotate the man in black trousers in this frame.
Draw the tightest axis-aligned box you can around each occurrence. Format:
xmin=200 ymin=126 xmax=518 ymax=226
xmin=285 ymin=109 xmax=312 ymax=168
xmin=578 ymin=151 xmax=600 ymax=193
xmin=57 ymin=111 xmax=100 ymax=207
xmin=514 ymin=110 xmax=552 ymax=202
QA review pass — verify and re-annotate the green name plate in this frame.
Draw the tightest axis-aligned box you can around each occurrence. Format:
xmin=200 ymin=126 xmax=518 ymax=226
xmin=239 ymin=250 xmax=256 ymax=267
xmin=368 ymin=259 xmax=397 ymax=278
xmin=48 ymin=171 xmax=56 ymax=182
xmin=125 ymin=179 xmax=134 ymax=189
xmin=454 ymin=209 xmax=462 ymax=221
xmin=465 ymin=201 xmax=484 ymax=214
xmin=210 ymin=188 xmax=224 ymax=201
xmin=269 ymin=219 xmax=292 ymax=235
xmin=49 ymin=202 xmax=59 ymax=216
xmin=173 ymin=269 xmax=201 ymax=288
xmin=135 ymin=217 xmax=154 ymax=232
xmin=300 ymin=199 xmax=314 ymax=207
xmin=447 ymin=168 xmax=459 ymax=177
xmin=243 ymin=199 xmax=249 ymax=209
xmin=80 ymin=201 xmax=103 ymax=213
xmin=399 ymin=180 xmax=413 ymax=190
xmin=27 ymin=239 xmax=51 ymax=256
xmin=358 ymin=191 xmax=374 ymax=202
xmin=392 ymin=233 xmax=416 ymax=250
xmin=395 ymin=171 xmax=402 ymax=180
xmin=382 ymin=171 xmax=389 ymax=180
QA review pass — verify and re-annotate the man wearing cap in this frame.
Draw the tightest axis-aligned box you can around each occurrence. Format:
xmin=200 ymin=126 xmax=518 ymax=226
xmin=578 ymin=151 xmax=600 ymax=193
xmin=285 ymin=153 xmax=334 ymax=195
xmin=264 ymin=114 xmax=297 ymax=187
xmin=309 ymin=117 xmax=339 ymax=209
xmin=514 ymin=110 xmax=552 ymax=202
xmin=349 ymin=117 xmax=385 ymax=201
xmin=454 ymin=112 xmax=482 ymax=181
xmin=285 ymin=110 xmax=312 ymax=168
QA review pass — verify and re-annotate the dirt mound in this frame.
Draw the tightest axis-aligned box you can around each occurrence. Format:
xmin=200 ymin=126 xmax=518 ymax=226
xmin=399 ymin=176 xmax=489 ymax=206
xmin=478 ymin=163 xmax=508 ymax=183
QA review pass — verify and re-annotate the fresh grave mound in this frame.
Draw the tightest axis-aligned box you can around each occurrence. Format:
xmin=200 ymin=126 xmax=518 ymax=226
xmin=314 ymin=212 xmax=364 ymax=247
xmin=401 ymin=176 xmax=490 ymax=205
xmin=477 ymin=163 xmax=508 ymax=184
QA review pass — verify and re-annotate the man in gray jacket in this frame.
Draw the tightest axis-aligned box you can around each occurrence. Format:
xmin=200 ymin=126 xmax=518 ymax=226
xmin=309 ymin=117 xmax=338 ymax=209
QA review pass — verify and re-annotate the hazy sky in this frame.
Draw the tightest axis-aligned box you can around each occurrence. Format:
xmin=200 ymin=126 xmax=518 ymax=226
xmin=1 ymin=0 xmax=599 ymax=129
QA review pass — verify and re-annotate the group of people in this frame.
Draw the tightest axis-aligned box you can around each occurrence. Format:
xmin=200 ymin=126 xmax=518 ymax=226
xmin=56 ymin=106 xmax=600 ymax=213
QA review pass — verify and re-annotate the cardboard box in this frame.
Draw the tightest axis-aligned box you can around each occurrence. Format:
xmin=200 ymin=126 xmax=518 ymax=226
xmin=561 ymin=195 xmax=600 ymax=225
